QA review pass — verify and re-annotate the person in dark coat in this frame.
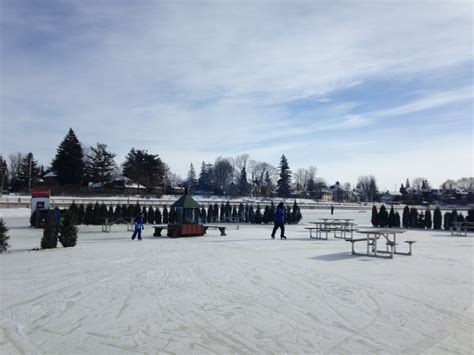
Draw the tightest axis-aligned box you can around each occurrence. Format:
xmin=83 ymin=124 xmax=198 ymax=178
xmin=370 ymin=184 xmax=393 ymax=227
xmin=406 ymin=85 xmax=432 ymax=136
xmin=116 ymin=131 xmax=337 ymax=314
xmin=271 ymin=202 xmax=286 ymax=239
xmin=131 ymin=213 xmax=144 ymax=241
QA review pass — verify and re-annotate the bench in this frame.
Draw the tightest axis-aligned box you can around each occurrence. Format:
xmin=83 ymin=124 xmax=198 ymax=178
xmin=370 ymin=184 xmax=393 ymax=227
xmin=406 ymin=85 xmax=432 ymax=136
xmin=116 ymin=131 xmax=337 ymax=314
xmin=305 ymin=227 xmax=329 ymax=240
xmin=153 ymin=225 xmax=168 ymax=237
xmin=203 ymin=225 xmax=227 ymax=236
xmin=450 ymin=222 xmax=474 ymax=236
xmin=346 ymin=238 xmax=371 ymax=255
xmin=404 ymin=240 xmax=416 ymax=255
xmin=102 ymin=218 xmax=134 ymax=232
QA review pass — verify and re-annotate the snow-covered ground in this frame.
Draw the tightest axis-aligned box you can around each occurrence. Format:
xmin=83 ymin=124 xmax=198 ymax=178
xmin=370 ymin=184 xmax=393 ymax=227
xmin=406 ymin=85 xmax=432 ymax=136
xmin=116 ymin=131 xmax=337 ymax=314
xmin=0 ymin=209 xmax=473 ymax=354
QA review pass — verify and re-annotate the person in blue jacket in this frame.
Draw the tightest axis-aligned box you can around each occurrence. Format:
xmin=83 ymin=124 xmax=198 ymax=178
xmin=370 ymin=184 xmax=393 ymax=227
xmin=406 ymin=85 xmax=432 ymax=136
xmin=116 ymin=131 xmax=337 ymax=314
xmin=131 ymin=213 xmax=144 ymax=241
xmin=271 ymin=202 xmax=286 ymax=239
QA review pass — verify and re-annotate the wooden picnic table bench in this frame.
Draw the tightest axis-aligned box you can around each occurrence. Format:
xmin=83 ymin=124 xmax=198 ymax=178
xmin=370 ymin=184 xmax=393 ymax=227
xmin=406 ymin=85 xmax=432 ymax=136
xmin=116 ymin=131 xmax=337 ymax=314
xmin=347 ymin=229 xmax=410 ymax=258
xmin=101 ymin=217 xmax=134 ymax=232
xmin=153 ymin=225 xmax=168 ymax=236
xmin=203 ymin=225 xmax=227 ymax=236
xmin=450 ymin=222 xmax=474 ymax=236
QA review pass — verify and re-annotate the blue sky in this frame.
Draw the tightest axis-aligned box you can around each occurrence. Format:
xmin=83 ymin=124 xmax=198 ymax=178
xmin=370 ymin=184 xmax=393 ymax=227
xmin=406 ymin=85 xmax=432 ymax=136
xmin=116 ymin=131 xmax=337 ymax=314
xmin=1 ymin=0 xmax=472 ymax=191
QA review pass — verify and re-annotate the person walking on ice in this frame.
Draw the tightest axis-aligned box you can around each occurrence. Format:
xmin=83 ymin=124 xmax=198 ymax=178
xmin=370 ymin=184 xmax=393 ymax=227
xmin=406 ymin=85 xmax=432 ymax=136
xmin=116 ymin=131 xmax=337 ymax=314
xmin=271 ymin=202 xmax=286 ymax=239
xmin=131 ymin=212 xmax=144 ymax=241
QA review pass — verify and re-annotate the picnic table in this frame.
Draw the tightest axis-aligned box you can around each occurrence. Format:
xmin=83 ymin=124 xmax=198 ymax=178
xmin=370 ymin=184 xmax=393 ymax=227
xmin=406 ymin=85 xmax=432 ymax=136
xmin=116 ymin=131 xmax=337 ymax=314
xmin=307 ymin=220 xmax=357 ymax=239
xmin=101 ymin=217 xmax=134 ymax=232
xmin=346 ymin=229 xmax=415 ymax=258
xmin=450 ymin=222 xmax=474 ymax=236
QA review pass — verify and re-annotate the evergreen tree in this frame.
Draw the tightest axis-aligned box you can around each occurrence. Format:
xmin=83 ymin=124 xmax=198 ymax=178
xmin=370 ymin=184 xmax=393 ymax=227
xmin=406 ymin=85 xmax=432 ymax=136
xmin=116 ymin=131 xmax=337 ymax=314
xmin=187 ymin=163 xmax=197 ymax=191
xmin=0 ymin=218 xmax=10 ymax=253
xmin=263 ymin=171 xmax=273 ymax=197
xmin=122 ymin=148 xmax=166 ymax=192
xmin=451 ymin=209 xmax=459 ymax=223
xmin=238 ymin=203 xmax=245 ymax=222
xmin=466 ymin=209 xmax=474 ymax=222
xmin=52 ymin=128 xmax=85 ymax=185
xmin=78 ymin=204 xmax=85 ymax=224
xmin=285 ymin=206 xmax=294 ymax=224
xmin=248 ymin=205 xmax=255 ymax=223
xmin=207 ymin=205 xmax=213 ymax=223
xmin=16 ymin=152 xmax=41 ymax=190
xmin=169 ymin=207 xmax=176 ymax=224
xmin=458 ymin=214 xmax=465 ymax=223
xmin=371 ymin=205 xmax=379 ymax=227
xmin=433 ymin=207 xmax=442 ymax=229
xmin=163 ymin=206 xmax=169 ymax=223
xmin=239 ymin=166 xmax=249 ymax=196
xmin=200 ymin=207 xmax=207 ymax=223
xmin=263 ymin=205 xmax=271 ymax=224
xmin=84 ymin=204 xmax=94 ymax=225
xmin=443 ymin=212 xmax=451 ymax=230
xmin=410 ymin=208 xmax=418 ymax=228
xmin=107 ymin=205 xmax=114 ymax=219
xmin=220 ymin=203 xmax=225 ymax=222
xmin=92 ymin=202 xmax=101 ymax=225
xmin=68 ymin=202 xmax=80 ymax=224
xmin=155 ymin=208 xmax=162 ymax=224
xmin=231 ymin=206 xmax=238 ymax=221
xmin=402 ymin=206 xmax=410 ymax=228
xmin=213 ymin=203 xmax=219 ymax=222
xmin=99 ymin=203 xmax=108 ymax=222
xmin=114 ymin=204 xmax=122 ymax=220
xmin=388 ymin=205 xmax=396 ymax=227
xmin=255 ymin=205 xmax=263 ymax=224
xmin=378 ymin=205 xmax=389 ymax=227
xmin=58 ymin=210 xmax=78 ymax=248
xmin=148 ymin=206 xmax=155 ymax=224
xmin=276 ymin=155 xmax=292 ymax=198
xmin=424 ymin=209 xmax=432 ymax=229
xmin=85 ymin=143 xmax=117 ymax=185
xmin=41 ymin=214 xmax=58 ymax=249
xmin=142 ymin=207 xmax=148 ymax=224
xmin=225 ymin=201 xmax=231 ymax=222
xmin=244 ymin=204 xmax=249 ymax=223
xmin=394 ymin=212 xmax=401 ymax=227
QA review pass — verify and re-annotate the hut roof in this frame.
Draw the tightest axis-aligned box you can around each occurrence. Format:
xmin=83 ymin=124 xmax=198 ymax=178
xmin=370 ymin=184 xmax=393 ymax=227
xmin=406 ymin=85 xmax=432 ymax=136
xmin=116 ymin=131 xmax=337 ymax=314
xmin=171 ymin=195 xmax=201 ymax=209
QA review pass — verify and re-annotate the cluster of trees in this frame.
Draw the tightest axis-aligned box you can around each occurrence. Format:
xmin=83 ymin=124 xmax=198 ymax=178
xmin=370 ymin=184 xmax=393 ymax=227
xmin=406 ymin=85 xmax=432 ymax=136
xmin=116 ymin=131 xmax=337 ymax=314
xmin=40 ymin=209 xmax=78 ymax=249
xmin=372 ymin=205 xmax=474 ymax=230
xmin=62 ymin=200 xmax=302 ymax=226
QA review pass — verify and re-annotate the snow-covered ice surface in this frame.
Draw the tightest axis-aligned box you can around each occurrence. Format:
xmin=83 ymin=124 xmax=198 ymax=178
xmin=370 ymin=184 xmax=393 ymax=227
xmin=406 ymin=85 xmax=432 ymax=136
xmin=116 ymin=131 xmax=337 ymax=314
xmin=0 ymin=209 xmax=473 ymax=354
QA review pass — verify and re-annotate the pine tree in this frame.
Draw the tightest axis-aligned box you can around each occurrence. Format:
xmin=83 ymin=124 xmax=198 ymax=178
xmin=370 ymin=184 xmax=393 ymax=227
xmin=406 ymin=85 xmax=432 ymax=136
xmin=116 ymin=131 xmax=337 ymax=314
xmin=187 ymin=163 xmax=197 ymax=191
xmin=58 ymin=210 xmax=78 ymax=248
xmin=78 ymin=204 xmax=85 ymax=224
xmin=276 ymin=155 xmax=292 ymax=198
xmin=17 ymin=152 xmax=41 ymax=191
xmin=200 ymin=207 xmax=207 ymax=223
xmin=378 ymin=205 xmax=388 ymax=227
xmin=263 ymin=205 xmax=271 ymax=224
xmin=248 ymin=205 xmax=255 ymax=223
xmin=207 ymin=205 xmax=213 ymax=223
xmin=443 ymin=212 xmax=451 ymax=230
xmin=41 ymin=214 xmax=58 ymax=249
xmin=142 ymin=207 xmax=148 ymax=224
xmin=285 ymin=206 xmax=293 ymax=224
xmin=388 ymin=205 xmax=396 ymax=227
xmin=410 ymin=208 xmax=418 ymax=228
xmin=107 ymin=205 xmax=114 ymax=219
xmin=155 ymin=208 xmax=162 ymax=224
xmin=213 ymin=203 xmax=219 ymax=222
xmin=0 ymin=218 xmax=10 ymax=253
xmin=395 ymin=212 xmax=401 ymax=227
xmin=425 ymin=209 xmax=432 ymax=229
xmin=255 ymin=205 xmax=263 ymax=224
xmin=122 ymin=148 xmax=165 ymax=192
xmin=169 ymin=207 xmax=175 ymax=224
xmin=114 ymin=204 xmax=122 ymax=220
xmin=231 ymin=206 xmax=237 ymax=221
xmin=84 ymin=204 xmax=94 ymax=225
xmin=238 ymin=203 xmax=245 ymax=222
xmin=402 ymin=206 xmax=410 ymax=228
xmin=52 ymin=128 xmax=85 ymax=185
xmin=225 ymin=201 xmax=231 ymax=222
xmin=68 ymin=202 xmax=80 ymax=224
xmin=163 ymin=206 xmax=169 ymax=224
xmin=92 ymin=202 xmax=101 ymax=225
xmin=466 ymin=209 xmax=474 ymax=222
xmin=371 ymin=205 xmax=379 ymax=227
xmin=148 ymin=206 xmax=155 ymax=224
xmin=244 ymin=204 xmax=249 ymax=223
xmin=433 ymin=208 xmax=442 ymax=229
xmin=220 ymin=203 xmax=225 ymax=222
xmin=239 ymin=167 xmax=249 ymax=196
xmin=85 ymin=143 xmax=116 ymax=185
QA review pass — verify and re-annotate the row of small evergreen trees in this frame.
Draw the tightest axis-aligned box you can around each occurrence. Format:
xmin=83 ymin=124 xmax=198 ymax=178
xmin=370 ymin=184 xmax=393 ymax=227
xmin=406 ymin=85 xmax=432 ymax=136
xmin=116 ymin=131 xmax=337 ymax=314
xmin=372 ymin=205 xmax=474 ymax=230
xmin=62 ymin=201 xmax=302 ymax=225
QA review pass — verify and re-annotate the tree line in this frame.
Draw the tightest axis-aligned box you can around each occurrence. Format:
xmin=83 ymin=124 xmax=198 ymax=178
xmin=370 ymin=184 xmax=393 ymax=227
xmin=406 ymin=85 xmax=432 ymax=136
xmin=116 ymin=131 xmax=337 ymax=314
xmin=371 ymin=205 xmax=474 ymax=230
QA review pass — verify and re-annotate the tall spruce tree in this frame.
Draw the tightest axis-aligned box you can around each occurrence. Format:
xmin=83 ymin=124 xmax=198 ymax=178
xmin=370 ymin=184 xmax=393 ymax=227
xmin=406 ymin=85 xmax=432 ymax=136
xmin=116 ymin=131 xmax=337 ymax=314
xmin=276 ymin=155 xmax=292 ymax=198
xmin=85 ymin=143 xmax=117 ymax=185
xmin=41 ymin=214 xmax=58 ymax=249
xmin=402 ymin=206 xmax=410 ymax=228
xmin=425 ymin=209 xmax=432 ymax=229
xmin=0 ymin=218 xmax=10 ymax=253
xmin=122 ymin=148 xmax=166 ymax=191
xmin=17 ymin=153 xmax=41 ymax=191
xmin=52 ymin=128 xmax=85 ymax=185
xmin=187 ymin=163 xmax=197 ymax=190
xmin=239 ymin=167 xmax=249 ymax=196
xmin=378 ymin=205 xmax=389 ymax=227
xmin=388 ymin=205 xmax=396 ymax=227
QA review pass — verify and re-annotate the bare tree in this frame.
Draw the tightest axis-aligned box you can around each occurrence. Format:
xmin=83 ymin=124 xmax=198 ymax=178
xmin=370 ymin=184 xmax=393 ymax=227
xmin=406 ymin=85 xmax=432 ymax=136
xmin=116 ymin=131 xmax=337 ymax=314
xmin=293 ymin=165 xmax=317 ymax=195
xmin=8 ymin=152 xmax=24 ymax=190
xmin=356 ymin=175 xmax=378 ymax=202
xmin=248 ymin=160 xmax=275 ymax=197
xmin=214 ymin=157 xmax=234 ymax=194
xmin=411 ymin=177 xmax=430 ymax=190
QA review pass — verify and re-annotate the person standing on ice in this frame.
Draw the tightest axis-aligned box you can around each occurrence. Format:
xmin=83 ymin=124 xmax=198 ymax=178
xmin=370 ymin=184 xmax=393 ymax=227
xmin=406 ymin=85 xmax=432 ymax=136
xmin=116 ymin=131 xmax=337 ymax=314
xmin=131 ymin=212 xmax=144 ymax=241
xmin=271 ymin=202 xmax=286 ymax=239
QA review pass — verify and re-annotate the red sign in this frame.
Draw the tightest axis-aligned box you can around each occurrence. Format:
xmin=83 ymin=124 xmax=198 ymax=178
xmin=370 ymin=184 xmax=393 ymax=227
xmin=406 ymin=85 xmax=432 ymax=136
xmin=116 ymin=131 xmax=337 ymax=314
xmin=32 ymin=189 xmax=50 ymax=198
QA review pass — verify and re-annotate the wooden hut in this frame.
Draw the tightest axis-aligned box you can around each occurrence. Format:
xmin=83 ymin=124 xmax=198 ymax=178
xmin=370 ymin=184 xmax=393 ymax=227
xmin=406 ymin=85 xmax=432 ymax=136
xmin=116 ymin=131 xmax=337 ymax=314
xmin=167 ymin=194 xmax=205 ymax=237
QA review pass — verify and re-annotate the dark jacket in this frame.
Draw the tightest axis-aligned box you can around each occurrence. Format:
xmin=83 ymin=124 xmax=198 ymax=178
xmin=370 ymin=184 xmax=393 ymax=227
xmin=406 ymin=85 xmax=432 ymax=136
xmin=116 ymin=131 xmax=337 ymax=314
xmin=134 ymin=215 xmax=144 ymax=230
xmin=274 ymin=206 xmax=285 ymax=224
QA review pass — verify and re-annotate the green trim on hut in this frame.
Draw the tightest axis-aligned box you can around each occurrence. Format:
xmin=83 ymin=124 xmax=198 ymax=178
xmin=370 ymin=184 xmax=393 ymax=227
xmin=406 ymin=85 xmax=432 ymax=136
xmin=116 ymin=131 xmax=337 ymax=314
xmin=171 ymin=195 xmax=201 ymax=209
